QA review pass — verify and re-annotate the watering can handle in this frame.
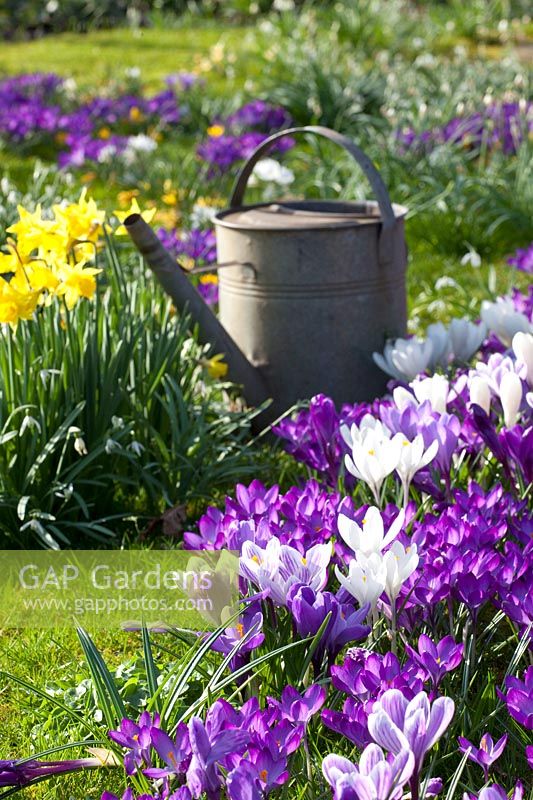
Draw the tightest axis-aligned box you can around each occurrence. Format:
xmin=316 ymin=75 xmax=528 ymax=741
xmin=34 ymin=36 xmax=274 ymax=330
xmin=230 ymin=125 xmax=397 ymax=233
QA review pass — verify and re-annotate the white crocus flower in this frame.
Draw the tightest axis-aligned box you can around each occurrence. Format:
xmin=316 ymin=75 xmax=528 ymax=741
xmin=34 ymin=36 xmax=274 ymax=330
xmin=373 ymin=337 xmax=434 ymax=382
xmin=426 ymin=322 xmax=451 ymax=369
xmin=337 ymin=506 xmax=405 ymax=557
xmin=345 ymin=429 xmax=404 ymax=505
xmin=335 ymin=553 xmax=386 ymax=613
xmin=469 ymin=375 xmax=491 ymax=414
xmin=340 ymin=415 xmax=391 ymax=449
xmin=383 ymin=540 xmax=419 ymax=603
xmin=499 ymin=371 xmax=523 ymax=428
xmin=411 ymin=374 xmax=449 ymax=414
xmin=448 ymin=318 xmax=486 ymax=362
xmin=512 ymin=332 xmax=533 ymax=387
xmin=480 ymin=298 xmax=531 ymax=347
xmin=395 ymin=435 xmax=439 ymax=507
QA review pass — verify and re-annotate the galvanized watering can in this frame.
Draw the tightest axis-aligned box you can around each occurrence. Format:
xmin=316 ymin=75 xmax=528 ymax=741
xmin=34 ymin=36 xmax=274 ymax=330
xmin=125 ymin=126 xmax=408 ymax=424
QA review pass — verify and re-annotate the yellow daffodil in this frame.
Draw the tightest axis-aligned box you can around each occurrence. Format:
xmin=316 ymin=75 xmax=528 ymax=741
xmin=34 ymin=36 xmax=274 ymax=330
xmin=7 ymin=204 xmax=68 ymax=261
xmin=0 ymin=250 xmax=20 ymax=277
xmin=202 ymin=353 xmax=228 ymax=379
xmin=0 ymin=277 xmax=40 ymax=326
xmin=53 ymin=189 xmax=105 ymax=250
xmin=114 ymin=198 xmax=156 ymax=235
xmin=55 ymin=263 xmax=102 ymax=310
xmin=117 ymin=189 xmax=140 ymax=208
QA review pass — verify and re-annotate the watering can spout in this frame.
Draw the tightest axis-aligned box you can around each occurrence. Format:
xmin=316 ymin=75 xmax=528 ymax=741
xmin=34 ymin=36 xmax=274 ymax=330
xmin=124 ymin=213 xmax=269 ymax=411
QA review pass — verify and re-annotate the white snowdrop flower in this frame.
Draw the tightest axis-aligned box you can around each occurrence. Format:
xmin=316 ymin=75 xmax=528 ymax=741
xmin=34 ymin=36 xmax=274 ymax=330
xmin=373 ymin=337 xmax=434 ymax=382
xmin=105 ymin=438 xmax=122 ymax=454
xmin=19 ymin=415 xmax=41 ymax=436
xmin=128 ymin=441 xmax=144 ymax=457
xmin=480 ymin=298 xmax=531 ymax=347
xmin=74 ymin=436 xmax=88 ymax=456
xmin=460 ymin=250 xmax=481 ymax=268
xmin=337 ymin=506 xmax=405 ymax=557
xmin=448 ymin=318 xmax=486 ymax=362
xmin=512 ymin=332 xmax=533 ymax=386
xmin=251 ymin=158 xmax=294 ymax=186
xmin=499 ymin=371 xmax=523 ymax=428
xmin=426 ymin=322 xmax=451 ymax=369
xmin=125 ymin=66 xmax=141 ymax=79
xmin=345 ymin=429 xmax=404 ymax=505
xmin=335 ymin=553 xmax=386 ymax=613
xmin=111 ymin=416 xmax=125 ymax=430
xmin=395 ymin=434 xmax=439 ymax=506
xmin=411 ymin=374 xmax=449 ymax=414
xmin=383 ymin=541 xmax=419 ymax=603
xmin=434 ymin=277 xmax=459 ymax=290
xmin=469 ymin=375 xmax=491 ymax=414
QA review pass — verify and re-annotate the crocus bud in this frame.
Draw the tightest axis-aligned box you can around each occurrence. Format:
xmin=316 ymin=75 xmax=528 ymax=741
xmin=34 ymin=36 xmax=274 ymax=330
xmin=512 ymin=331 xmax=533 ymax=387
xmin=499 ymin=371 xmax=523 ymax=428
xmin=470 ymin=376 xmax=491 ymax=414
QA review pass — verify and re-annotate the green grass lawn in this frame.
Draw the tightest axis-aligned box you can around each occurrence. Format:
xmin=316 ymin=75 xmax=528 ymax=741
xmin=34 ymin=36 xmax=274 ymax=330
xmin=0 ymin=24 xmax=262 ymax=90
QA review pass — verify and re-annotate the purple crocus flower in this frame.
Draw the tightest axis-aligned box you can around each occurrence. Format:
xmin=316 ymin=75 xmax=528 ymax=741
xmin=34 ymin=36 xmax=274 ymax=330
xmin=186 ymin=716 xmax=249 ymax=800
xmin=143 ymin=723 xmax=191 ymax=779
xmin=458 ymin=733 xmax=508 ymax=782
xmin=508 ymin=243 xmax=533 ymax=274
xmin=322 ymin=744 xmax=414 ymax=800
xmin=330 ymin=649 xmax=423 ymax=703
xmin=109 ymin=712 xmax=160 ymax=775
xmin=210 ymin=605 xmax=264 ymax=671
xmin=368 ymin=689 xmax=455 ymax=798
xmin=286 ymin=584 xmax=370 ymax=666
xmin=466 ymin=783 xmax=524 ymax=800
xmin=239 ymin=538 xmax=331 ymax=606
xmin=499 ymin=666 xmax=533 ymax=729
xmin=405 ymin=634 xmax=463 ymax=689
xmin=0 ymin=757 xmax=105 ymax=788
xmin=267 ymin=684 xmax=326 ymax=725
xmin=322 ymin=697 xmax=374 ymax=749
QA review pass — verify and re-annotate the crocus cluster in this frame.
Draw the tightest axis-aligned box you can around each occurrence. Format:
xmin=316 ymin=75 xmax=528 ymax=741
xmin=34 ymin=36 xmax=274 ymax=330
xmin=275 ymin=294 xmax=533 ymax=494
xmin=104 ymin=686 xmax=325 ymax=800
xmin=397 ymin=100 xmax=533 ymax=156
xmin=0 ymin=191 xmax=104 ymax=325
xmin=156 ymin=226 xmax=218 ymax=305
xmin=323 ymin=688 xmax=455 ymax=800
xmin=197 ymin=100 xmax=293 ymax=174
xmin=0 ymin=72 xmax=184 ymax=169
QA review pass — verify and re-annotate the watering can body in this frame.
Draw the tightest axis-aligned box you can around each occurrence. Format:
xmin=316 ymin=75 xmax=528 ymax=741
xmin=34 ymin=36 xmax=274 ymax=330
xmin=214 ymin=126 xmax=408 ymax=419
xmin=125 ymin=126 xmax=408 ymax=425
